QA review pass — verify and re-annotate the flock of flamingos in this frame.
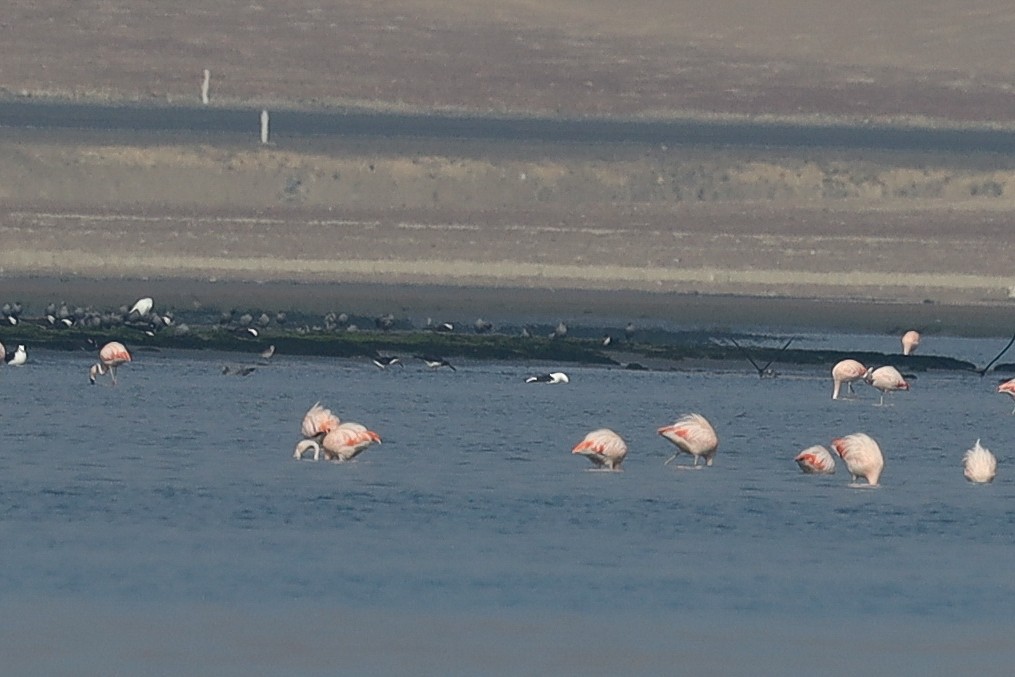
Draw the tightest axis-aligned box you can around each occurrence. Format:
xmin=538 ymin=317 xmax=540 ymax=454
xmin=286 ymin=328 xmax=1008 ymax=486
xmin=2 ymin=321 xmax=1012 ymax=487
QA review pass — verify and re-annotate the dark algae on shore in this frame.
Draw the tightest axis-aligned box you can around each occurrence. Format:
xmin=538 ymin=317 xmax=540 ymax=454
xmin=0 ymin=320 xmax=985 ymax=373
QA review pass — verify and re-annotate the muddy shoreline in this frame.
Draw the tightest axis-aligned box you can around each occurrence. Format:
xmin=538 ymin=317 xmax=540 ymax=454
xmin=5 ymin=275 xmax=1015 ymax=339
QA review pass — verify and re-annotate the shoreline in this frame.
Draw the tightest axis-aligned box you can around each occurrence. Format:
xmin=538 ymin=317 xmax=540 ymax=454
xmin=5 ymin=275 xmax=1015 ymax=338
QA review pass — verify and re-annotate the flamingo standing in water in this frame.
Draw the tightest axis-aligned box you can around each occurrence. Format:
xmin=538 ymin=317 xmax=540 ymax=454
xmin=89 ymin=341 xmax=132 ymax=385
xmin=294 ymin=402 xmax=341 ymax=459
xmin=794 ymin=445 xmax=836 ymax=474
xmin=294 ymin=403 xmax=381 ymax=461
xmin=901 ymin=330 xmax=921 ymax=356
xmin=864 ymin=366 xmax=909 ymax=406
xmin=831 ymin=359 xmax=867 ymax=400
xmin=571 ymin=428 xmax=628 ymax=470
xmin=997 ymin=378 xmax=1015 ymax=414
xmin=963 ymin=439 xmax=997 ymax=483
xmin=831 ymin=433 xmax=884 ymax=486
xmin=657 ymin=413 xmax=719 ymax=467
xmin=318 ymin=422 xmax=382 ymax=461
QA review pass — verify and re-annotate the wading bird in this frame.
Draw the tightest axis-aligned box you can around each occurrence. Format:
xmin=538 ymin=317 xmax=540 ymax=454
xmin=571 ymin=428 xmax=627 ymax=470
xmin=295 ymin=419 xmax=382 ymax=462
xmin=831 ymin=359 xmax=867 ymax=400
xmin=831 ymin=432 xmax=884 ymax=486
xmin=794 ymin=445 xmax=836 ymax=474
xmin=998 ymin=378 xmax=1015 ymax=414
xmin=864 ymin=366 xmax=909 ymax=406
xmin=658 ymin=413 xmax=719 ymax=467
xmin=89 ymin=341 xmax=132 ymax=385
xmin=963 ymin=439 xmax=997 ymax=483
xmin=901 ymin=330 xmax=920 ymax=356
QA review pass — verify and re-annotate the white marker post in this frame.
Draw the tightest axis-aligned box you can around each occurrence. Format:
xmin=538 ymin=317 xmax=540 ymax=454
xmin=201 ymin=69 xmax=210 ymax=105
xmin=260 ymin=109 xmax=269 ymax=144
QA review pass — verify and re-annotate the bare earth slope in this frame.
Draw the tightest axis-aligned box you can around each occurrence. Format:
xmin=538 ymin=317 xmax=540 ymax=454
xmin=1 ymin=2 xmax=1015 ymax=329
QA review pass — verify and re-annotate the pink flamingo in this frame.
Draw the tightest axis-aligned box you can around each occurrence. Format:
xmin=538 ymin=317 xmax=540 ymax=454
xmin=294 ymin=402 xmax=341 ymax=459
xmin=318 ymin=422 xmax=382 ymax=461
xmin=657 ymin=413 xmax=719 ymax=467
xmin=831 ymin=359 xmax=867 ymax=400
xmin=831 ymin=433 xmax=884 ymax=486
xmin=997 ymin=378 xmax=1015 ymax=414
xmin=963 ymin=439 xmax=997 ymax=483
xmin=294 ymin=403 xmax=381 ymax=461
xmin=89 ymin=341 xmax=132 ymax=385
xmin=794 ymin=445 xmax=836 ymax=474
xmin=571 ymin=428 xmax=628 ymax=470
xmin=901 ymin=330 xmax=921 ymax=356
xmin=864 ymin=366 xmax=909 ymax=406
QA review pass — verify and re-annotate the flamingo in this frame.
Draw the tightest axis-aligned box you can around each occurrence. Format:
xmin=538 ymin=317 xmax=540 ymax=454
xmin=571 ymin=428 xmax=628 ymax=470
xmin=0 ymin=341 xmax=5 ymax=364
xmin=794 ymin=445 xmax=836 ymax=474
xmin=963 ymin=439 xmax=997 ymax=483
xmin=997 ymin=378 xmax=1015 ymax=414
xmin=525 ymin=372 xmax=569 ymax=384
xmin=319 ymin=422 xmax=382 ymax=461
xmin=831 ymin=432 xmax=884 ymax=486
xmin=901 ymin=330 xmax=920 ymax=356
xmin=297 ymin=402 xmax=341 ymax=443
xmin=864 ymin=366 xmax=909 ymax=406
xmin=657 ymin=413 xmax=719 ymax=467
xmin=89 ymin=341 xmax=132 ymax=385
xmin=831 ymin=359 xmax=867 ymax=400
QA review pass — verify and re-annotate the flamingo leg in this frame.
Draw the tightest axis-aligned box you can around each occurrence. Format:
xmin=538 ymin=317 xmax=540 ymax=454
xmin=110 ymin=365 xmax=118 ymax=386
xmin=663 ymin=453 xmax=678 ymax=466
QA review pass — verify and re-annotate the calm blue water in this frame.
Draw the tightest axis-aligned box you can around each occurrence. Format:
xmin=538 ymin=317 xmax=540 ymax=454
xmin=2 ymin=342 xmax=1015 ymax=675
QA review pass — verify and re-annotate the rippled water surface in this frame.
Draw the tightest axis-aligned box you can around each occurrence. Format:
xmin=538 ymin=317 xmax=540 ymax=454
xmin=3 ymin=343 xmax=1015 ymax=675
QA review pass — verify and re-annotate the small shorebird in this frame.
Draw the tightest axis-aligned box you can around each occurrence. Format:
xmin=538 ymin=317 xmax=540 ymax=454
xmin=525 ymin=372 xmax=569 ymax=384
xmin=371 ymin=354 xmax=403 ymax=369
xmin=416 ymin=354 xmax=456 ymax=371
xmin=572 ymin=428 xmax=628 ymax=470
xmin=727 ymin=336 xmax=794 ymax=378
xmin=4 ymin=344 xmax=27 ymax=366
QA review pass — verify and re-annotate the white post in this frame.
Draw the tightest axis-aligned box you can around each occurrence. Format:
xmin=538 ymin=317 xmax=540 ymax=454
xmin=260 ymin=110 xmax=269 ymax=144
xmin=201 ymin=69 xmax=210 ymax=105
